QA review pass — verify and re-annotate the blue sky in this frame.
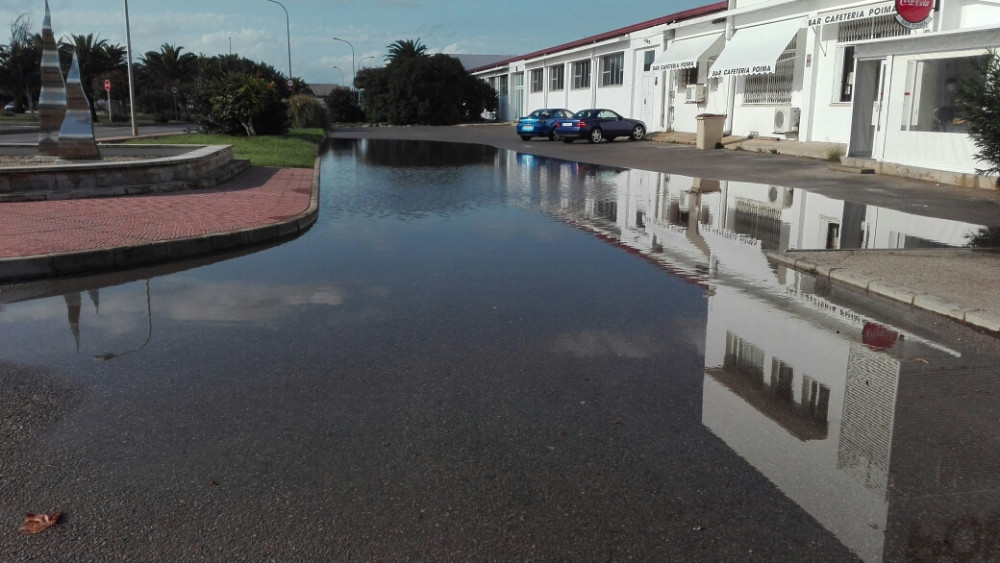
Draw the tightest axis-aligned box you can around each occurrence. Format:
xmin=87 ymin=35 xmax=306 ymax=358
xmin=0 ymin=1 xmax=706 ymax=86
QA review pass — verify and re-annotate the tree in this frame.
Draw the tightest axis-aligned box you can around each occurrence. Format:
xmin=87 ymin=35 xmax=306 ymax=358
xmin=385 ymin=38 xmax=427 ymax=63
xmin=955 ymin=50 xmax=1000 ymax=187
xmin=138 ymin=43 xmax=198 ymax=120
xmin=0 ymin=15 xmax=41 ymax=116
xmin=324 ymin=86 xmax=363 ymax=123
xmin=190 ymin=54 xmax=288 ymax=135
xmin=58 ymin=34 xmax=126 ymax=120
xmin=359 ymin=48 xmax=497 ymax=126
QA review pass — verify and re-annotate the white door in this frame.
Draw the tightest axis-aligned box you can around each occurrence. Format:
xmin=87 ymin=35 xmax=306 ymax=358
xmin=638 ymin=76 xmax=654 ymax=127
xmin=511 ymin=72 xmax=525 ymax=119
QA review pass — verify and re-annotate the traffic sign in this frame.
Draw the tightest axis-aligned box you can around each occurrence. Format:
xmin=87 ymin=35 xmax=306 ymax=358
xmin=286 ymin=79 xmax=294 ymax=89
xmin=170 ymin=86 xmax=179 ymax=95
xmin=104 ymin=79 xmax=111 ymax=91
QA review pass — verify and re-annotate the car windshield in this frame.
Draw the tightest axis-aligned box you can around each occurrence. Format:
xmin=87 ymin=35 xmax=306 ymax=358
xmin=574 ymin=110 xmax=597 ymax=118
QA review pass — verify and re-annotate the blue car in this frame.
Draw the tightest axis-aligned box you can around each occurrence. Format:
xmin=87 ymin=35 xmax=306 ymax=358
xmin=516 ymin=108 xmax=574 ymax=141
xmin=555 ymin=109 xmax=646 ymax=144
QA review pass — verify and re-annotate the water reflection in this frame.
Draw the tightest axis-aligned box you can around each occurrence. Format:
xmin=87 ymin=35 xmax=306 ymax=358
xmin=2 ymin=140 xmax=998 ymax=561
xmin=511 ymin=150 xmax=1000 ymax=562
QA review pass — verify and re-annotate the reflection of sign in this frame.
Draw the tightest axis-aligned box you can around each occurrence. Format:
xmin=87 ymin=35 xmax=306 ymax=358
xmin=808 ymin=2 xmax=896 ymax=27
xmin=862 ymin=322 xmax=899 ymax=350
xmin=104 ymin=79 xmax=111 ymax=91
xmin=895 ymin=0 xmax=933 ymax=28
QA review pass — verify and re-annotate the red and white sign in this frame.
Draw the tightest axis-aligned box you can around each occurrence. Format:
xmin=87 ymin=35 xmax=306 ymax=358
xmin=895 ymin=0 xmax=933 ymax=28
xmin=104 ymin=79 xmax=111 ymax=91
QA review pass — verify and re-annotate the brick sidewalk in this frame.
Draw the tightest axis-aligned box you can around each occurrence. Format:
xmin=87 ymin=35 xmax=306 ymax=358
xmin=0 ymin=166 xmax=317 ymax=280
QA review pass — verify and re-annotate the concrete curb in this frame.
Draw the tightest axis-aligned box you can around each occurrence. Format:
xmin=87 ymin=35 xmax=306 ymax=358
xmin=0 ymin=159 xmax=321 ymax=283
xmin=766 ymin=251 xmax=1000 ymax=334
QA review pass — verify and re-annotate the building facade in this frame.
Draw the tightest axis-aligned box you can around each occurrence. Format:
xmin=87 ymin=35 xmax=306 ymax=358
xmin=471 ymin=0 xmax=1000 ymax=181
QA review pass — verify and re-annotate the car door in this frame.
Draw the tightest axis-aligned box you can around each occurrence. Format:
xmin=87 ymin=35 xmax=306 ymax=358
xmin=598 ymin=110 xmax=626 ymax=136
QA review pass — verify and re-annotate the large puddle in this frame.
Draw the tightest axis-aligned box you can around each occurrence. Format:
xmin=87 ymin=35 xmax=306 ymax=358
xmin=1 ymin=139 xmax=997 ymax=561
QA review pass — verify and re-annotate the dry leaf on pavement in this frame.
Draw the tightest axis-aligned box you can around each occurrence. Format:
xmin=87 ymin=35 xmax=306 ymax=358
xmin=20 ymin=512 xmax=62 ymax=534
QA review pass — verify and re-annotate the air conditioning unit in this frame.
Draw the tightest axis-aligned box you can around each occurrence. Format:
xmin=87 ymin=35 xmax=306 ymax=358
xmin=773 ymin=107 xmax=800 ymax=133
xmin=685 ymin=84 xmax=707 ymax=104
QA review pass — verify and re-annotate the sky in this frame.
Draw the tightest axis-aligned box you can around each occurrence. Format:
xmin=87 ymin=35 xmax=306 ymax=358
xmin=0 ymin=0 xmax=707 ymax=87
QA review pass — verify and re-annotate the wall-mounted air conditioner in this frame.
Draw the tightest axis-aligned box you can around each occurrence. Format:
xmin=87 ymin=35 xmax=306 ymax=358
xmin=773 ymin=107 xmax=800 ymax=133
xmin=685 ymin=84 xmax=706 ymax=104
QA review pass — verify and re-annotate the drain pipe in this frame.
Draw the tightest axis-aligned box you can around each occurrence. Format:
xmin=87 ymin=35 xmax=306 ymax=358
xmin=723 ymin=0 xmax=736 ymax=135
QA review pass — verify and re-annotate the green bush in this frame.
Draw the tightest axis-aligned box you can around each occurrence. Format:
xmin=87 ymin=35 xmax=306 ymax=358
xmin=324 ymin=87 xmax=364 ymax=123
xmin=288 ymin=94 xmax=330 ymax=129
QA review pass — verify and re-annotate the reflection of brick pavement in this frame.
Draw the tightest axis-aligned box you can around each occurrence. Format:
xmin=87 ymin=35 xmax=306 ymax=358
xmin=0 ymin=167 xmax=314 ymax=259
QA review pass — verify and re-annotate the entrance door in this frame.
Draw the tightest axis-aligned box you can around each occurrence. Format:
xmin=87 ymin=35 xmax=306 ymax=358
xmin=638 ymin=76 xmax=654 ymax=128
xmin=848 ymin=59 xmax=885 ymax=158
xmin=511 ymin=72 xmax=525 ymax=120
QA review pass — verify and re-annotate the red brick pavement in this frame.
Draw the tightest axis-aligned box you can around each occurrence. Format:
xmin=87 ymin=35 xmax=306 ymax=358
xmin=0 ymin=166 xmax=315 ymax=259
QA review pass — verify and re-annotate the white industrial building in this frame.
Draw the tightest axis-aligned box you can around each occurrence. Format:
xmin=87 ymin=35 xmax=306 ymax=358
xmin=470 ymin=0 xmax=1000 ymax=184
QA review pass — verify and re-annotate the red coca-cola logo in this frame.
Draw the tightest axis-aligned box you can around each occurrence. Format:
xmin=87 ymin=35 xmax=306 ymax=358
xmin=895 ymin=0 xmax=933 ymax=24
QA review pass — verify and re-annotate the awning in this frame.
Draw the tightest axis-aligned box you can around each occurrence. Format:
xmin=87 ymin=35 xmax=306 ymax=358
xmin=709 ymin=18 xmax=804 ymax=78
xmin=650 ymin=33 xmax=724 ymax=72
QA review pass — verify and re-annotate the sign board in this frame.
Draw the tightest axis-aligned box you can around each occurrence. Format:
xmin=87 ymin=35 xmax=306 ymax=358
xmin=170 ymin=86 xmax=179 ymax=95
xmin=286 ymin=79 xmax=294 ymax=88
xmin=104 ymin=79 xmax=111 ymax=91
xmin=808 ymin=2 xmax=896 ymax=27
xmin=895 ymin=0 xmax=933 ymax=28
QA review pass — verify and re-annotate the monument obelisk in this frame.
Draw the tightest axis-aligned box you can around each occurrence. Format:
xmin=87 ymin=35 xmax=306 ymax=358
xmin=38 ymin=0 xmax=67 ymax=157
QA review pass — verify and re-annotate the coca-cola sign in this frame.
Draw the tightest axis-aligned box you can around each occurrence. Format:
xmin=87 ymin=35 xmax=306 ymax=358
xmin=895 ymin=0 xmax=933 ymax=28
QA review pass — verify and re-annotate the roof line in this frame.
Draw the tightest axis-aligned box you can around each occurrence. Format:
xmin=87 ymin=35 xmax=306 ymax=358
xmin=468 ymin=2 xmax=728 ymax=73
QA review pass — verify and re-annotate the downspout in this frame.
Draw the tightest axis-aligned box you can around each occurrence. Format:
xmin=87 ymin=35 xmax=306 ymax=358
xmin=591 ymin=47 xmax=598 ymax=107
xmin=724 ymin=0 xmax=736 ymax=135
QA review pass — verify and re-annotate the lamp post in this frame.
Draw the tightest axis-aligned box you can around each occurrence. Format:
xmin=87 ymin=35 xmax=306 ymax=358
xmin=123 ymin=0 xmax=137 ymax=136
xmin=94 ymin=280 xmax=153 ymax=361
xmin=331 ymin=36 xmax=355 ymax=89
xmin=266 ymin=0 xmax=292 ymax=79
xmin=360 ymin=55 xmax=375 ymax=69
xmin=332 ymin=65 xmax=344 ymax=86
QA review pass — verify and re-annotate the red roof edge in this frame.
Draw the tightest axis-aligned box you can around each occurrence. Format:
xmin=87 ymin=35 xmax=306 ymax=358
xmin=468 ymin=2 xmax=728 ymax=73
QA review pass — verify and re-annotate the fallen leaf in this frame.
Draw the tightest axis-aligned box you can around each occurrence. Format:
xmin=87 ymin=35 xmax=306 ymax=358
xmin=20 ymin=512 xmax=62 ymax=534
xmin=915 ymin=358 xmax=930 ymax=364
xmin=609 ymin=418 xmax=622 ymax=425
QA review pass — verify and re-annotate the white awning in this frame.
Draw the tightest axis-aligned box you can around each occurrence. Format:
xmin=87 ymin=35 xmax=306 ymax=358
xmin=709 ymin=19 xmax=804 ymax=78
xmin=650 ymin=34 xmax=724 ymax=72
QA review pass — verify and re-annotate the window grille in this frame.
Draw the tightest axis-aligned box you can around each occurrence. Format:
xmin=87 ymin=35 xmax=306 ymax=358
xmin=743 ymin=37 xmax=796 ymax=106
xmin=572 ymin=60 xmax=590 ymax=89
xmin=600 ymin=52 xmax=624 ymax=86
xmin=550 ymin=65 xmax=564 ymax=91
xmin=838 ymin=14 xmax=910 ymax=42
xmin=678 ymin=67 xmax=699 ymax=90
xmin=733 ymin=199 xmax=782 ymax=249
xmin=530 ymin=69 xmax=543 ymax=92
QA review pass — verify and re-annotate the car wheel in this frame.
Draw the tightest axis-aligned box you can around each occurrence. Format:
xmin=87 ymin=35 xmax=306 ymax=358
xmin=630 ymin=124 xmax=646 ymax=141
xmin=562 ymin=138 xmax=575 ymax=144
xmin=588 ymin=128 xmax=603 ymax=144
xmin=548 ymin=129 xmax=561 ymax=141
xmin=519 ymin=135 xmax=531 ymax=141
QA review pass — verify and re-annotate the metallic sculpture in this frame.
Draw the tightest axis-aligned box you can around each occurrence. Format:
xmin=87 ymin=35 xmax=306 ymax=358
xmin=59 ymin=52 xmax=100 ymax=160
xmin=38 ymin=0 xmax=67 ymax=157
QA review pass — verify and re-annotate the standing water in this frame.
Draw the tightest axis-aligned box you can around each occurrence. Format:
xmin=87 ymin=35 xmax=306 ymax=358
xmin=1 ymin=139 xmax=997 ymax=561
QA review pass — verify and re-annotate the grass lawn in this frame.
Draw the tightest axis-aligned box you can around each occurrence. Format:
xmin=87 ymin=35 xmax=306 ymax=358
xmin=122 ymin=128 xmax=325 ymax=168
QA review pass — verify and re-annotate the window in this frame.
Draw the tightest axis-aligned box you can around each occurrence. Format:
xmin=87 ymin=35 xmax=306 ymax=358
xmin=572 ymin=60 xmax=590 ymax=89
xmin=836 ymin=46 xmax=856 ymax=102
xmin=550 ymin=65 xmax=564 ymax=91
xmin=642 ymin=50 xmax=656 ymax=72
xmin=678 ymin=67 xmax=699 ymax=89
xmin=530 ymin=69 xmax=543 ymax=92
xmin=600 ymin=52 xmax=624 ymax=86
xmin=487 ymin=77 xmax=496 ymax=90
xmin=743 ymin=36 xmax=796 ymax=105
xmin=902 ymin=56 xmax=982 ymax=134
xmin=498 ymin=75 xmax=508 ymax=95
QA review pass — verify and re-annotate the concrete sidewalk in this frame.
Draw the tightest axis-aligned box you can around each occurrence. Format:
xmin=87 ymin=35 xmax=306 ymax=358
xmin=0 ymin=165 xmax=319 ymax=281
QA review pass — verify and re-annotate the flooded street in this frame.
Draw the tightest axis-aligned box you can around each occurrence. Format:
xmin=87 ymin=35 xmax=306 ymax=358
xmin=2 ymin=139 xmax=999 ymax=561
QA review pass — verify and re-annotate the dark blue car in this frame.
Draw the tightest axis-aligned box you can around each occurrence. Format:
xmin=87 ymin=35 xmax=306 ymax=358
xmin=555 ymin=109 xmax=646 ymax=144
xmin=516 ymin=108 xmax=574 ymax=141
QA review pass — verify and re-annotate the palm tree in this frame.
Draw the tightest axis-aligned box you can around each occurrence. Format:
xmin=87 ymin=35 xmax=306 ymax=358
xmin=58 ymin=34 xmax=126 ymax=118
xmin=139 ymin=44 xmax=198 ymax=120
xmin=385 ymin=38 xmax=428 ymax=63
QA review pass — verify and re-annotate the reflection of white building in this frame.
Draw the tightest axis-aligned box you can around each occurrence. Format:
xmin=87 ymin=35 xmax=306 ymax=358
xmin=473 ymin=1 xmax=1000 ymax=182
xmin=522 ymin=155 xmax=1000 ymax=561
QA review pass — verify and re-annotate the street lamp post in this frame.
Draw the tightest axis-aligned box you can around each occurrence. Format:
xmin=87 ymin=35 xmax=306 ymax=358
xmin=266 ymin=0 xmax=292 ymax=79
xmin=332 ymin=66 xmax=344 ymax=86
xmin=331 ymin=36 xmax=355 ymax=89
xmin=123 ymin=0 xmax=137 ymax=136
xmin=360 ymin=55 xmax=375 ymax=69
